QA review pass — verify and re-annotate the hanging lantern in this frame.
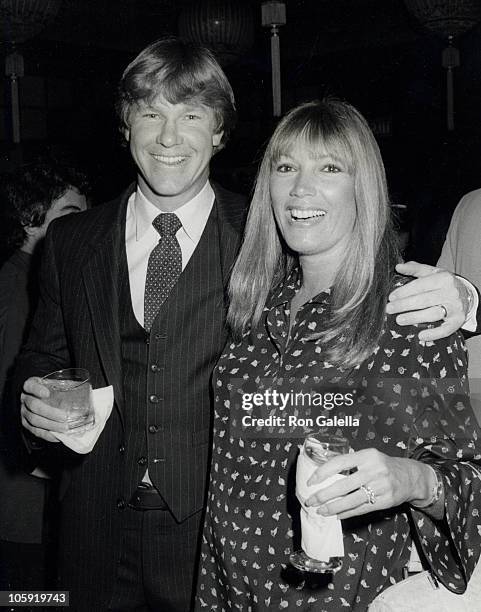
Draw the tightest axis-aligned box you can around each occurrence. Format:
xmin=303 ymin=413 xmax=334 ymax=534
xmin=404 ymin=0 xmax=481 ymax=38
xmin=262 ymin=1 xmax=286 ymax=118
xmin=1 ymin=0 xmax=62 ymax=145
xmin=178 ymin=0 xmax=255 ymax=65
xmin=404 ymin=0 xmax=481 ymax=130
xmin=0 ymin=0 xmax=62 ymax=43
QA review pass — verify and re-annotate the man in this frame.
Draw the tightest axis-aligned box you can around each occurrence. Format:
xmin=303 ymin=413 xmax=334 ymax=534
xmin=437 ymin=189 xmax=481 ymax=373
xmin=0 ymin=158 xmax=87 ymax=596
xmin=16 ymin=39 xmax=246 ymax=611
xmin=17 ymin=38 xmax=475 ymax=611
xmin=437 ymin=189 xmax=481 ymax=422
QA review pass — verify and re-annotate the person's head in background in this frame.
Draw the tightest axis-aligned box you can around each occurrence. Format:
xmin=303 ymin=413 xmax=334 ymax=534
xmin=0 ymin=157 xmax=89 ymax=261
xmin=116 ymin=36 xmax=236 ymax=211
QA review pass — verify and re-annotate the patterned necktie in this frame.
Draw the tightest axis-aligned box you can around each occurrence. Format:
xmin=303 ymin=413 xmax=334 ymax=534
xmin=143 ymin=212 xmax=182 ymax=332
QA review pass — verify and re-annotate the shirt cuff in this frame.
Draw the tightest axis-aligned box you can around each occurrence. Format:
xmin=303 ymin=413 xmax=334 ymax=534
xmin=460 ymin=277 xmax=479 ymax=332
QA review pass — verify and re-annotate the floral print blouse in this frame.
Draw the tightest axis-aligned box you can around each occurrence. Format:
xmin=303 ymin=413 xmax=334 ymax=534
xmin=196 ymin=272 xmax=481 ymax=611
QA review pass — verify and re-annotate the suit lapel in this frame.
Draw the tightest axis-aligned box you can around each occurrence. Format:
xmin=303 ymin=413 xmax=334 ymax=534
xmin=213 ymin=183 xmax=248 ymax=289
xmin=81 ymin=188 xmax=132 ymax=421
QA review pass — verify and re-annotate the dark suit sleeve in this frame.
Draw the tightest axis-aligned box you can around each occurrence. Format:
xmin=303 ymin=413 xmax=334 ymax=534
xmin=13 ymin=223 xmax=71 ymax=452
xmin=16 ymin=223 xmax=71 ymax=377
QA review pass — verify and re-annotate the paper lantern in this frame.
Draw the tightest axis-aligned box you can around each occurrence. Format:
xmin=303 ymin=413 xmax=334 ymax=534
xmin=0 ymin=0 xmax=62 ymax=43
xmin=404 ymin=0 xmax=481 ymax=38
xmin=178 ymin=0 xmax=254 ymax=65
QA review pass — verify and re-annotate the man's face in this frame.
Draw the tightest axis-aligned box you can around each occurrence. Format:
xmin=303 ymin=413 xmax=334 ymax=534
xmin=125 ymin=97 xmax=223 ymax=212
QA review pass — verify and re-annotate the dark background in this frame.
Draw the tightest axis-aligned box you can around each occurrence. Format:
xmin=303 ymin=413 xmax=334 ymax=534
xmin=1 ymin=0 xmax=481 ymax=263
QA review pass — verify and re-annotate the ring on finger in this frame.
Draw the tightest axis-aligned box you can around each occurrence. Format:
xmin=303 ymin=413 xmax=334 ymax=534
xmin=438 ymin=304 xmax=448 ymax=320
xmin=360 ymin=484 xmax=377 ymax=505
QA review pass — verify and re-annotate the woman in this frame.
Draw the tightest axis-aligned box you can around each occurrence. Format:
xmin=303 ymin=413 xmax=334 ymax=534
xmin=196 ymin=99 xmax=481 ymax=610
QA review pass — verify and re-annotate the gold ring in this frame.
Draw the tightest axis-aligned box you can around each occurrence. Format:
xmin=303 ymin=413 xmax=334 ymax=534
xmin=360 ymin=484 xmax=376 ymax=505
xmin=439 ymin=304 xmax=448 ymax=320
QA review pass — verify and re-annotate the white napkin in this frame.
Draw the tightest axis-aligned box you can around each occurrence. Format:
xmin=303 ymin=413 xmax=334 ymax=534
xmin=53 ymin=385 xmax=114 ymax=454
xmin=296 ymin=444 xmax=345 ymax=561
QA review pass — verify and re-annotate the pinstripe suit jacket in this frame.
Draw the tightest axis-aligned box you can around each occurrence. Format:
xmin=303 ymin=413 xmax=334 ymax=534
xmin=14 ymin=182 xmax=247 ymax=596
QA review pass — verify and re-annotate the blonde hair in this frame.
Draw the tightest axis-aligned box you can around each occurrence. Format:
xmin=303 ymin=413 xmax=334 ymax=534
xmin=227 ymin=99 xmax=399 ymax=367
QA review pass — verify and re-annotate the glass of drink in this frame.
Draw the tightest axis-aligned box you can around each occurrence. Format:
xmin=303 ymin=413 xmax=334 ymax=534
xmin=41 ymin=368 xmax=94 ymax=431
xmin=290 ymin=431 xmax=350 ymax=573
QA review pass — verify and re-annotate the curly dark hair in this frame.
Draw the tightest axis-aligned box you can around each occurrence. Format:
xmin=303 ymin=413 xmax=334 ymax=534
xmin=0 ymin=157 xmax=89 ymax=258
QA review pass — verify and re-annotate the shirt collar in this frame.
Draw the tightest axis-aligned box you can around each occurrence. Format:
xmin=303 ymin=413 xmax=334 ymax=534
xmin=267 ymin=266 xmax=331 ymax=309
xmin=267 ymin=266 xmax=301 ymax=308
xmin=133 ymin=181 xmax=214 ymax=242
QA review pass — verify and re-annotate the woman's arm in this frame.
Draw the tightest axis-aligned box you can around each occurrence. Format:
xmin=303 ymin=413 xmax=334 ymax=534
xmin=409 ymin=463 xmax=445 ymax=521
xmin=304 ymin=451 xmax=441 ymax=520
xmin=307 ymin=319 xmax=481 ymax=592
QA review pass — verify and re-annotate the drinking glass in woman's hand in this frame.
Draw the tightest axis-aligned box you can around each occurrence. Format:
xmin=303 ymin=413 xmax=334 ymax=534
xmin=290 ymin=432 xmax=350 ymax=573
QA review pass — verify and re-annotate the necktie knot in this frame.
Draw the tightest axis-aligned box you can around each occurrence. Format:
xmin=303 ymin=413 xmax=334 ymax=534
xmin=153 ymin=213 xmax=182 ymax=237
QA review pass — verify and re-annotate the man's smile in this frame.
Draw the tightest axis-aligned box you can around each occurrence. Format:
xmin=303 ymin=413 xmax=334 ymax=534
xmin=150 ymin=154 xmax=188 ymax=166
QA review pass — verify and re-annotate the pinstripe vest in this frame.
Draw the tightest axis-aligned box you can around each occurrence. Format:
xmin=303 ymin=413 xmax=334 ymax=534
xmin=118 ymin=202 xmax=226 ymax=520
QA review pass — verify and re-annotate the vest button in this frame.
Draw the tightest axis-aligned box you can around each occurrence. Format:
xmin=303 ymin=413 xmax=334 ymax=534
xmin=117 ymin=498 xmax=126 ymax=510
xmin=150 ymin=364 xmax=159 ymax=372
xmin=145 ymin=337 xmax=150 ymax=345
xmin=148 ymin=424 xmax=159 ymax=434
xmin=118 ymin=444 xmax=125 ymax=453
xmin=149 ymin=395 xmax=161 ymax=404
xmin=137 ymin=456 xmax=147 ymax=466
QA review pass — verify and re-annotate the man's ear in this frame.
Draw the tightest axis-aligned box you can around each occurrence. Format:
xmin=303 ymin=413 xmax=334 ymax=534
xmin=212 ymin=131 xmax=224 ymax=148
xmin=123 ymin=127 xmax=130 ymax=142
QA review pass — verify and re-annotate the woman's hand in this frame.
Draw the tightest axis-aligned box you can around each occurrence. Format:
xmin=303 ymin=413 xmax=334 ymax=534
xmin=305 ymin=448 xmax=434 ymax=520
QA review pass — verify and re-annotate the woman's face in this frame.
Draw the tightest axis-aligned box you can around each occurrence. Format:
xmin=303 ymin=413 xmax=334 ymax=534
xmin=270 ymin=140 xmax=356 ymax=265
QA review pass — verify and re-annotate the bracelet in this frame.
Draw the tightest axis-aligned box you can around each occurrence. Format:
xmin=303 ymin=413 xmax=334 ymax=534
xmin=412 ymin=466 xmax=444 ymax=510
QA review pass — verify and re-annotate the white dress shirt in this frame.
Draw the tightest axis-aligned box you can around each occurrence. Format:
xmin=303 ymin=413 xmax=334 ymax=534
xmin=461 ymin=280 xmax=479 ymax=332
xmin=125 ymin=181 xmax=215 ymax=326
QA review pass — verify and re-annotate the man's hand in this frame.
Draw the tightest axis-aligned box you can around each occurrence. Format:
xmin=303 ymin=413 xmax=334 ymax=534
xmin=21 ymin=376 xmax=69 ymax=443
xmin=386 ymin=261 xmax=470 ymax=341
